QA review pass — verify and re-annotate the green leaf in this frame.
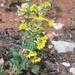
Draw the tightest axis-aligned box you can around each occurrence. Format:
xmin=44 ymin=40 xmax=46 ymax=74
xmin=0 ymin=70 xmax=6 ymax=75
xmin=30 ymin=42 xmax=36 ymax=49
xmin=11 ymin=59 xmax=19 ymax=66
xmin=35 ymin=49 xmax=42 ymax=54
xmin=24 ymin=40 xmax=36 ymax=50
xmin=24 ymin=40 xmax=31 ymax=49
xmin=42 ymin=19 xmax=47 ymax=22
xmin=10 ymin=47 xmax=22 ymax=61
xmin=38 ymin=33 xmax=44 ymax=37
xmin=13 ymin=52 xmax=22 ymax=61
xmin=5 ymin=61 xmax=9 ymax=64
xmin=30 ymin=65 xmax=40 ymax=72
xmin=21 ymin=30 xmax=27 ymax=35
xmin=21 ymin=57 xmax=28 ymax=69
xmin=10 ymin=47 xmax=16 ymax=53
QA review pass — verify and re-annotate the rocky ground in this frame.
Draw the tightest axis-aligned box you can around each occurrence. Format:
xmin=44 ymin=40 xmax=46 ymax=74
xmin=0 ymin=0 xmax=75 ymax=75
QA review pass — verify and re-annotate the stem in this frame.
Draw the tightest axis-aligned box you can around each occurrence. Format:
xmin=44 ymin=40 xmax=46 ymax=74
xmin=40 ymin=0 xmax=42 ymax=5
xmin=26 ymin=0 xmax=30 ymax=26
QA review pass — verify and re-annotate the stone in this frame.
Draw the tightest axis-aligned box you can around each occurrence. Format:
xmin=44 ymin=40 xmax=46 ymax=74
xmin=61 ymin=62 xmax=70 ymax=67
xmin=52 ymin=41 xmax=75 ymax=53
xmin=70 ymin=67 xmax=75 ymax=75
xmin=52 ymin=23 xmax=64 ymax=30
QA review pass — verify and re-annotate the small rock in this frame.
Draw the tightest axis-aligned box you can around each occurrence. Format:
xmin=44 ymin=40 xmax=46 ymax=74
xmin=61 ymin=62 xmax=70 ymax=67
xmin=16 ymin=5 xmax=21 ymax=10
xmin=70 ymin=67 xmax=75 ymax=75
xmin=55 ymin=62 xmax=60 ymax=72
xmin=14 ymin=19 xmax=19 ymax=22
xmin=52 ymin=32 xmax=57 ymax=36
xmin=52 ymin=41 xmax=75 ymax=53
xmin=0 ymin=3 xmax=4 ymax=7
xmin=52 ymin=23 xmax=64 ymax=30
xmin=21 ymin=3 xmax=29 ymax=9
xmin=17 ymin=11 xmax=25 ymax=16
xmin=0 ymin=57 xmax=4 ymax=64
xmin=70 ymin=8 xmax=75 ymax=13
xmin=48 ymin=45 xmax=53 ymax=49
xmin=16 ymin=5 xmax=25 ymax=16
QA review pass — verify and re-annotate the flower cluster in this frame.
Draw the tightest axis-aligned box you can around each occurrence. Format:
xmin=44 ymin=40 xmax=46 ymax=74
xmin=47 ymin=20 xmax=54 ymax=27
xmin=31 ymin=56 xmax=41 ymax=63
xmin=19 ymin=23 xmax=27 ymax=30
xmin=27 ymin=50 xmax=41 ymax=63
xmin=20 ymin=7 xmax=27 ymax=12
xmin=37 ymin=35 xmax=48 ymax=50
xmin=26 ymin=50 xmax=37 ymax=58
xmin=44 ymin=2 xmax=51 ymax=7
xmin=30 ymin=4 xmax=38 ymax=12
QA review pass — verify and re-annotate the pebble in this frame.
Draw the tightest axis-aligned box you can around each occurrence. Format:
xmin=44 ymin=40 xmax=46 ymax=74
xmin=0 ymin=57 xmax=4 ymax=64
xmin=21 ymin=3 xmax=29 ymax=8
xmin=61 ymin=62 xmax=70 ymax=67
xmin=0 ymin=3 xmax=4 ymax=7
xmin=48 ymin=45 xmax=53 ymax=49
xmin=52 ymin=23 xmax=64 ymax=30
xmin=70 ymin=67 xmax=75 ymax=75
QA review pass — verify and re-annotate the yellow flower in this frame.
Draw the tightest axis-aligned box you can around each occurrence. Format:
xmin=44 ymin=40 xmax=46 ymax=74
xmin=37 ymin=42 xmax=45 ymax=50
xmin=34 ymin=15 xmax=45 ymax=20
xmin=30 ymin=4 xmax=38 ymax=12
xmin=37 ymin=35 xmax=48 ymax=50
xmin=26 ymin=51 xmax=37 ymax=58
xmin=44 ymin=2 xmax=51 ymax=7
xmin=20 ymin=7 xmax=27 ymax=12
xmin=31 ymin=56 xmax=41 ymax=63
xmin=40 ymin=35 xmax=48 ymax=41
xmin=47 ymin=20 xmax=54 ymax=27
xmin=19 ymin=23 xmax=27 ymax=30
